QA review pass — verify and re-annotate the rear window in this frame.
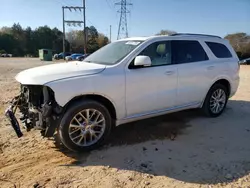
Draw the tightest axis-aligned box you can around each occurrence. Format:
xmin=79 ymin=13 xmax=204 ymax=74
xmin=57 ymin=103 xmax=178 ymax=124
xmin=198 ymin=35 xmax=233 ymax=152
xmin=205 ymin=42 xmax=232 ymax=58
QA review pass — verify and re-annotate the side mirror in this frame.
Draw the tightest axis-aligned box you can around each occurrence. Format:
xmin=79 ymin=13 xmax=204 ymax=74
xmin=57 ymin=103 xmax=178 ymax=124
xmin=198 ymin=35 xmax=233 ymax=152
xmin=134 ymin=55 xmax=151 ymax=67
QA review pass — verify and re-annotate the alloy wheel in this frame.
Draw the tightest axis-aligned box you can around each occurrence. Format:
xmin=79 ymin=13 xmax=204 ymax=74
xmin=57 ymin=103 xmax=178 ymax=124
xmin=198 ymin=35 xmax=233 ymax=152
xmin=68 ymin=109 xmax=106 ymax=147
xmin=209 ymin=89 xmax=226 ymax=114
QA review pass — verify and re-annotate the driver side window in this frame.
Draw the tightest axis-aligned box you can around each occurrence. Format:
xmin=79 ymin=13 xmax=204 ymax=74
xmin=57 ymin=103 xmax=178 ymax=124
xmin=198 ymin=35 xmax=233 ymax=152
xmin=139 ymin=41 xmax=172 ymax=67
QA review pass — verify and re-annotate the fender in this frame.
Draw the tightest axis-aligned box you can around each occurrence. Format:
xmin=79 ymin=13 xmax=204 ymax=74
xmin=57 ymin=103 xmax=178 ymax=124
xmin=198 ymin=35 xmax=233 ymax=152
xmin=45 ymin=74 xmax=126 ymax=120
xmin=199 ymin=75 xmax=232 ymax=107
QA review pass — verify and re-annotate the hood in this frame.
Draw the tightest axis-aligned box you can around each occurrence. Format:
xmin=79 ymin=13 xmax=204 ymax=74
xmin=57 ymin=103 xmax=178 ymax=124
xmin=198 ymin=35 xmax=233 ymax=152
xmin=15 ymin=61 xmax=106 ymax=85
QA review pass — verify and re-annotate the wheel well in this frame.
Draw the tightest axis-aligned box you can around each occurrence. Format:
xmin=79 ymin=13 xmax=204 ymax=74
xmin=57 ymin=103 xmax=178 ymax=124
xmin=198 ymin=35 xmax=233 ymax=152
xmin=64 ymin=94 xmax=117 ymax=120
xmin=212 ymin=79 xmax=231 ymax=95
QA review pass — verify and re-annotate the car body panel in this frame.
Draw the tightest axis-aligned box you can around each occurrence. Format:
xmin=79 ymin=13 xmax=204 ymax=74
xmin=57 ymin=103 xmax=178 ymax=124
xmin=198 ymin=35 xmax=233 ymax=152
xmin=125 ymin=65 xmax=178 ymax=117
xmin=15 ymin=61 xmax=106 ymax=85
xmin=46 ymin=67 xmax=126 ymax=119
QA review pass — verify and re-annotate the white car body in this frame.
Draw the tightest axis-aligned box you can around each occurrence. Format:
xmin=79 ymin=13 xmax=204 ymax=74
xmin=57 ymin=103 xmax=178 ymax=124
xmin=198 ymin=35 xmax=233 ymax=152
xmin=15 ymin=34 xmax=240 ymax=126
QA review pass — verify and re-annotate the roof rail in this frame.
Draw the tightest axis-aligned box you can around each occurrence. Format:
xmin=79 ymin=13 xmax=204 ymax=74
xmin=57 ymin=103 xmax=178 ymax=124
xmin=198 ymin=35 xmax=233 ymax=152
xmin=171 ymin=33 xmax=221 ymax=39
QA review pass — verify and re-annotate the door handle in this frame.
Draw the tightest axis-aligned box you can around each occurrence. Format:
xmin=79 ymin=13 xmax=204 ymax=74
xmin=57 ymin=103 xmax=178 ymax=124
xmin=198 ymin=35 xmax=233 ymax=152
xmin=165 ymin=71 xmax=175 ymax=75
xmin=207 ymin=66 xmax=215 ymax=70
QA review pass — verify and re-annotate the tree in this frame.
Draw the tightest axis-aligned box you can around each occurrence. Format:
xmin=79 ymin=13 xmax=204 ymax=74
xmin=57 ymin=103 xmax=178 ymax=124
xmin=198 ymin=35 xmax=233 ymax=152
xmin=0 ymin=33 xmax=17 ymax=55
xmin=66 ymin=30 xmax=84 ymax=53
xmin=0 ymin=23 xmax=109 ymax=56
xmin=0 ymin=27 xmax=12 ymax=34
xmin=0 ymin=49 xmax=6 ymax=54
xmin=97 ymin=33 xmax=109 ymax=48
xmin=66 ymin=26 xmax=108 ymax=54
xmin=52 ymin=27 xmax=64 ymax=53
xmin=85 ymin=26 xmax=99 ymax=53
xmin=156 ymin=30 xmax=177 ymax=36
xmin=11 ymin=23 xmax=25 ymax=56
xmin=225 ymin=33 xmax=250 ymax=59
xmin=24 ymin=27 xmax=34 ymax=56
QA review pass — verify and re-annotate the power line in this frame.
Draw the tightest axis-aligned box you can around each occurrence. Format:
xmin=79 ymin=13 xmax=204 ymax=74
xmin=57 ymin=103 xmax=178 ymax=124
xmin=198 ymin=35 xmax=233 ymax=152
xmin=55 ymin=0 xmax=96 ymax=27
xmin=115 ymin=0 xmax=132 ymax=40
xmin=62 ymin=1 xmax=87 ymax=56
xmin=86 ymin=19 xmax=95 ymax=26
xmin=106 ymin=0 xmax=113 ymax=10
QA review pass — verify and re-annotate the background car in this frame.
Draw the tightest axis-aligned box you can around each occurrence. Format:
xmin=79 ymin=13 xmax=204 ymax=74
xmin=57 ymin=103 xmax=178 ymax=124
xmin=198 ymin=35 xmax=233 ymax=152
xmin=53 ymin=54 xmax=58 ymax=59
xmin=65 ymin=55 xmax=72 ymax=61
xmin=71 ymin=53 xmax=84 ymax=60
xmin=1 ymin=54 xmax=11 ymax=57
xmin=239 ymin=57 xmax=250 ymax=65
xmin=65 ymin=53 xmax=84 ymax=61
xmin=55 ymin=52 xmax=72 ymax=60
xmin=76 ymin=54 xmax=89 ymax=61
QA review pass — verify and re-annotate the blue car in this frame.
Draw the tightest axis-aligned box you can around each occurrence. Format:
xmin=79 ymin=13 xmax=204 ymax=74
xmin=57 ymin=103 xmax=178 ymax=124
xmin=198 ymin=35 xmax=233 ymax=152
xmin=71 ymin=53 xmax=84 ymax=60
xmin=65 ymin=53 xmax=84 ymax=61
xmin=76 ymin=54 xmax=90 ymax=61
xmin=55 ymin=52 xmax=72 ymax=60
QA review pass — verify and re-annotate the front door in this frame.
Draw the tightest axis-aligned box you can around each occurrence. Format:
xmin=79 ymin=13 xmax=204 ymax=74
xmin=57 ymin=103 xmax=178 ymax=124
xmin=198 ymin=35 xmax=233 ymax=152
xmin=125 ymin=41 xmax=177 ymax=117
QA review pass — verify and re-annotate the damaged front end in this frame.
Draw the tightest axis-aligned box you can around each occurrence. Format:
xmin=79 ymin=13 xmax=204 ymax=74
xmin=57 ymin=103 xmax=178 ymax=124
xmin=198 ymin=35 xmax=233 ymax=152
xmin=5 ymin=84 xmax=63 ymax=138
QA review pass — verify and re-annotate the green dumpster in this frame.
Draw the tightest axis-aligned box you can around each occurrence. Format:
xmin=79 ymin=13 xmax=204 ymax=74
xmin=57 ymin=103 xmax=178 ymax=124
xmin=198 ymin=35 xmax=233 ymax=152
xmin=39 ymin=49 xmax=53 ymax=61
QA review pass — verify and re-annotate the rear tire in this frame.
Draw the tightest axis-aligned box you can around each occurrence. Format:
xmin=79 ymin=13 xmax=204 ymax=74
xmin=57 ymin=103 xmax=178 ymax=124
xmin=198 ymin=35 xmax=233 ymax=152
xmin=58 ymin=100 xmax=112 ymax=152
xmin=202 ymin=84 xmax=229 ymax=117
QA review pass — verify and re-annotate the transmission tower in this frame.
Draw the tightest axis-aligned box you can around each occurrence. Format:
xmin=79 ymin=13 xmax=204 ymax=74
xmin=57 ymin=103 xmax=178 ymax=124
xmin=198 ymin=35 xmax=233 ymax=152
xmin=115 ymin=0 xmax=132 ymax=40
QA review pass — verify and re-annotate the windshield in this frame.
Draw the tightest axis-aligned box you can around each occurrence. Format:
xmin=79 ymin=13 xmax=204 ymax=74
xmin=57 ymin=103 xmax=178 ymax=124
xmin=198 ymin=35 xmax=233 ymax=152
xmin=83 ymin=40 xmax=142 ymax=65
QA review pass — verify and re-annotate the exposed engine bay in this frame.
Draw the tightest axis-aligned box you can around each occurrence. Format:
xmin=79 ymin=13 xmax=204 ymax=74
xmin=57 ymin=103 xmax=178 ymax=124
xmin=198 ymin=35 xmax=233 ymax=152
xmin=5 ymin=84 xmax=63 ymax=138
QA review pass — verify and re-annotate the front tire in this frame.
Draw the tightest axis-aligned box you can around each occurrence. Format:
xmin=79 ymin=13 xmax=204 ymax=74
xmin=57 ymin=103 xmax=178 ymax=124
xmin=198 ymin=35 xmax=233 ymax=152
xmin=202 ymin=84 xmax=229 ymax=117
xmin=58 ymin=100 xmax=112 ymax=152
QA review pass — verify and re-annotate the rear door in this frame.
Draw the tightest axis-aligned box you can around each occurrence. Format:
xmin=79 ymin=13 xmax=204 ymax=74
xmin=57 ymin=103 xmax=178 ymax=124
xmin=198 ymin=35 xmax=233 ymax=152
xmin=172 ymin=40 xmax=212 ymax=106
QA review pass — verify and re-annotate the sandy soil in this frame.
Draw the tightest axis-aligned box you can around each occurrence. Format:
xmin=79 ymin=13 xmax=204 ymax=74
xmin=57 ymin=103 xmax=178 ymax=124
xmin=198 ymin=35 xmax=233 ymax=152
xmin=0 ymin=58 xmax=250 ymax=188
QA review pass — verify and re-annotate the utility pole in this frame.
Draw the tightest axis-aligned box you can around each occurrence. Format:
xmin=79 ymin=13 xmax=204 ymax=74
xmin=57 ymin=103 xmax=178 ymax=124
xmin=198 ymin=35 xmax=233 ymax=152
xmin=110 ymin=25 xmax=112 ymax=43
xmin=62 ymin=7 xmax=65 ymax=57
xmin=62 ymin=5 xmax=86 ymax=58
xmin=115 ymin=0 xmax=132 ymax=40
xmin=83 ymin=0 xmax=87 ymax=54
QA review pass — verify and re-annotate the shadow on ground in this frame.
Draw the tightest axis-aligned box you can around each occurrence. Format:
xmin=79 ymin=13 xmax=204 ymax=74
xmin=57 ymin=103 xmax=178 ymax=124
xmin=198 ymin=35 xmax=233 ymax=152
xmin=54 ymin=100 xmax=250 ymax=185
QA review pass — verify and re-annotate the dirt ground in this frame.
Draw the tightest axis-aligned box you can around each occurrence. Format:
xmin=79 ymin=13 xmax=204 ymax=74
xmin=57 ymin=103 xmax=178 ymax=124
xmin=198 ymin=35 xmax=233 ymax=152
xmin=0 ymin=58 xmax=250 ymax=188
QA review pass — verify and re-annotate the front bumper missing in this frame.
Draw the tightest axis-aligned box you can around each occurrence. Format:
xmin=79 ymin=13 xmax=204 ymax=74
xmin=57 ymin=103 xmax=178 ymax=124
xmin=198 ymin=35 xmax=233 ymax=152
xmin=5 ymin=105 xmax=23 ymax=138
xmin=4 ymin=88 xmax=62 ymax=138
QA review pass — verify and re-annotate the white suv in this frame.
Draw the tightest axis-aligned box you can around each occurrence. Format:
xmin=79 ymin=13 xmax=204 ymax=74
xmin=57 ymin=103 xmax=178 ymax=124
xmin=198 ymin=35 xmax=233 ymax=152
xmin=6 ymin=33 xmax=240 ymax=152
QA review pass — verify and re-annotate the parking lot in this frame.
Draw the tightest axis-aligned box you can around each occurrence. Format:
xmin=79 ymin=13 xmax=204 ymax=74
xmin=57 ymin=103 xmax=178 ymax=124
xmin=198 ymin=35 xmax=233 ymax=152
xmin=0 ymin=58 xmax=250 ymax=188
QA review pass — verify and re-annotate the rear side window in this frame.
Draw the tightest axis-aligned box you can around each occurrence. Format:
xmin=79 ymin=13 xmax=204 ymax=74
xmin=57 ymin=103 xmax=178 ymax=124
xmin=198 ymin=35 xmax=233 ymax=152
xmin=205 ymin=42 xmax=232 ymax=58
xmin=172 ymin=40 xmax=208 ymax=64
